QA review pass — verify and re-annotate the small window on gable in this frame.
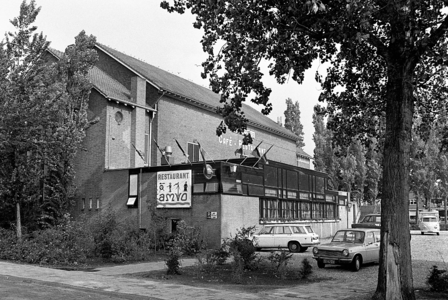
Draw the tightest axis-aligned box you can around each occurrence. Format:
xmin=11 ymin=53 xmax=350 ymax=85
xmin=187 ymin=142 xmax=200 ymax=162
xmin=127 ymin=173 xmax=138 ymax=208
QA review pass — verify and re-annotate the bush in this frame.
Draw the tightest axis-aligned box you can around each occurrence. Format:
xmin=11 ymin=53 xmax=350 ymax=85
xmin=0 ymin=211 xmax=155 ymax=266
xmin=0 ymin=214 xmax=94 ymax=265
xmin=427 ymin=265 xmax=448 ymax=293
xmin=268 ymin=250 xmax=293 ymax=280
xmin=88 ymin=210 xmax=153 ymax=262
xmin=171 ymin=221 xmax=206 ymax=256
xmin=298 ymin=258 xmax=313 ymax=279
xmin=222 ymin=226 xmax=259 ymax=271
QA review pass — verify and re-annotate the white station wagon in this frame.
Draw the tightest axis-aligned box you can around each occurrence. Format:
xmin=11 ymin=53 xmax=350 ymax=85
xmin=251 ymin=224 xmax=320 ymax=252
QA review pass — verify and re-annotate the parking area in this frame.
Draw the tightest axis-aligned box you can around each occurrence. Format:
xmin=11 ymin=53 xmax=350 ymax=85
xmin=257 ymin=230 xmax=448 ymax=290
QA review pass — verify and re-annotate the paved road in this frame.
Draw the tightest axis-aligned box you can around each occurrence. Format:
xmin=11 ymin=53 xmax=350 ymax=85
xmin=0 ymin=275 xmax=153 ymax=300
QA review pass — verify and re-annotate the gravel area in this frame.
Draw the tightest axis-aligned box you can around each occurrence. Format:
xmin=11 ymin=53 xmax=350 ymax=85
xmin=277 ymin=230 xmax=448 ymax=293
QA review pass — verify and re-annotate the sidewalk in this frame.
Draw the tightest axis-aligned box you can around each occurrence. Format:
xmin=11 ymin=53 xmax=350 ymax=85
xmin=0 ymin=259 xmax=372 ymax=300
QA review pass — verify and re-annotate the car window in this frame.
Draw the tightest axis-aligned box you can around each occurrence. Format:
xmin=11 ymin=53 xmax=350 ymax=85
xmin=283 ymin=226 xmax=292 ymax=234
xmin=332 ymin=230 xmax=365 ymax=243
xmin=305 ymin=226 xmax=314 ymax=233
xmin=374 ymin=216 xmax=381 ymax=222
xmin=292 ymin=226 xmax=305 ymax=234
xmin=365 ymin=232 xmax=374 ymax=244
xmin=363 ymin=216 xmax=372 ymax=222
xmin=374 ymin=232 xmax=381 ymax=242
xmin=274 ymin=226 xmax=284 ymax=234
xmin=423 ymin=217 xmax=437 ymax=222
xmin=259 ymin=227 xmax=274 ymax=234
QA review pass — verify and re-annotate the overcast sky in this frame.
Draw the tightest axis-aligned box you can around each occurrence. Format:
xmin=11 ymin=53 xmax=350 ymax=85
xmin=1 ymin=0 xmax=323 ymax=156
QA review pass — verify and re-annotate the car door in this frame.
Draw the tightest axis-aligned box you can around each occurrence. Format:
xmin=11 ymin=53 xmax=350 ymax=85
xmin=273 ymin=226 xmax=292 ymax=248
xmin=255 ymin=226 xmax=275 ymax=248
xmin=364 ymin=231 xmax=380 ymax=263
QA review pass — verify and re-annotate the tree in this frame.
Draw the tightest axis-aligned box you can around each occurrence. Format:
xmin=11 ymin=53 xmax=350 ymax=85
xmin=0 ymin=0 xmax=98 ymax=236
xmin=284 ymin=98 xmax=305 ymax=150
xmin=161 ymin=1 xmax=448 ymax=299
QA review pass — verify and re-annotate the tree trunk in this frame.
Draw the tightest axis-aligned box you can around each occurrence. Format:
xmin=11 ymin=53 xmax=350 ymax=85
xmin=374 ymin=63 xmax=415 ymax=300
xmin=16 ymin=201 xmax=22 ymax=241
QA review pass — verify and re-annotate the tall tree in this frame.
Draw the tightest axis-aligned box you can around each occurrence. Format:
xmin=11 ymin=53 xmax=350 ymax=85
xmin=0 ymin=0 xmax=98 ymax=236
xmin=161 ymin=1 xmax=448 ymax=299
xmin=284 ymin=98 xmax=305 ymax=150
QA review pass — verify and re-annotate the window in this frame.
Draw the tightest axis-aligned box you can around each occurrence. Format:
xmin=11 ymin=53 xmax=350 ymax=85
xmin=127 ymin=173 xmax=138 ymax=208
xmin=286 ymin=170 xmax=298 ymax=190
xmin=89 ymin=198 xmax=93 ymax=210
xmin=96 ymin=198 xmax=100 ymax=210
xmin=187 ymin=142 xmax=200 ymax=162
xmin=261 ymin=199 xmax=278 ymax=219
xmin=301 ymin=202 xmax=311 ymax=219
xmin=365 ymin=232 xmax=375 ymax=244
xmin=264 ymin=166 xmax=277 ymax=187
xmin=299 ymin=171 xmax=310 ymax=191
xmin=81 ymin=198 xmax=85 ymax=210
xmin=292 ymin=226 xmax=306 ymax=234
xmin=313 ymin=203 xmax=323 ymax=219
xmin=315 ymin=177 xmax=325 ymax=193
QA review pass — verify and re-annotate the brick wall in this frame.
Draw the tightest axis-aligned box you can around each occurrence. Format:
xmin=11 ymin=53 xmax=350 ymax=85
xmin=156 ymin=96 xmax=297 ymax=166
xmin=73 ymin=90 xmax=107 ymax=216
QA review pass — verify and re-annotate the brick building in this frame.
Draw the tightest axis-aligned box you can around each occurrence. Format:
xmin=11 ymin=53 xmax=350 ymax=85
xmin=48 ymin=44 xmax=354 ymax=248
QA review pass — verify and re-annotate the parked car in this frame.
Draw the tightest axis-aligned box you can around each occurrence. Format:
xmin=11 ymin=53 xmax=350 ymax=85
xmin=351 ymin=214 xmax=381 ymax=229
xmin=312 ymin=228 xmax=381 ymax=271
xmin=251 ymin=224 xmax=320 ymax=252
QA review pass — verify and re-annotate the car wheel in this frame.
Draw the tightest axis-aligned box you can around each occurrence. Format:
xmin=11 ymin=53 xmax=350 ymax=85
xmin=421 ymin=232 xmax=424 ymax=235
xmin=317 ymin=260 xmax=325 ymax=268
xmin=352 ymin=255 xmax=362 ymax=272
xmin=288 ymin=241 xmax=302 ymax=253
xmin=437 ymin=232 xmax=440 ymax=236
xmin=299 ymin=247 xmax=308 ymax=252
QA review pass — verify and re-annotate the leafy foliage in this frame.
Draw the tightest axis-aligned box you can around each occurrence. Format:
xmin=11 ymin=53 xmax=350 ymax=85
xmin=222 ymin=226 xmax=259 ymax=271
xmin=284 ymin=98 xmax=305 ymax=149
xmin=0 ymin=211 xmax=155 ymax=266
xmin=426 ymin=265 xmax=448 ymax=293
xmin=267 ymin=250 xmax=293 ymax=280
xmin=0 ymin=0 xmax=98 ymax=232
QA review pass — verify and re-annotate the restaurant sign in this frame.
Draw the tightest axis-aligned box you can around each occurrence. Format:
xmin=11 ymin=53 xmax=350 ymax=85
xmin=157 ymin=170 xmax=192 ymax=208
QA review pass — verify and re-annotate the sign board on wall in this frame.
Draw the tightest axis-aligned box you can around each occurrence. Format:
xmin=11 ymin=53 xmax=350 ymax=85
xmin=157 ymin=170 xmax=192 ymax=208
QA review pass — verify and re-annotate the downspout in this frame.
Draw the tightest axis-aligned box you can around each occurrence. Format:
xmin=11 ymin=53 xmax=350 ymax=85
xmin=151 ymin=91 xmax=166 ymax=166
xmin=139 ymin=167 xmax=142 ymax=229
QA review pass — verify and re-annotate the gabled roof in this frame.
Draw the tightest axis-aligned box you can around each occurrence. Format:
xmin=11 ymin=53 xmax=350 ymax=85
xmin=95 ymin=43 xmax=298 ymax=141
xmin=297 ymin=148 xmax=312 ymax=159
xmin=46 ymin=47 xmax=155 ymax=112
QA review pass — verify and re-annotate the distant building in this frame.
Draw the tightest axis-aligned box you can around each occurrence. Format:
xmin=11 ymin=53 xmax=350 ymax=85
xmin=297 ymin=148 xmax=312 ymax=169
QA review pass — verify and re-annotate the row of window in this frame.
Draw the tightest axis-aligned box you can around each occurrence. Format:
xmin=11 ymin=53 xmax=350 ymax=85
xmin=260 ymin=199 xmax=338 ymax=221
xmin=263 ymin=165 xmax=334 ymax=193
xmin=81 ymin=198 xmax=100 ymax=211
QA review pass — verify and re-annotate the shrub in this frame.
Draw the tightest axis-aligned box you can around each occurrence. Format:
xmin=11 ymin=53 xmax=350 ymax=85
xmin=0 ymin=214 xmax=94 ymax=265
xmin=87 ymin=210 xmax=154 ymax=262
xmin=231 ymin=252 xmax=244 ymax=284
xmin=171 ymin=221 xmax=206 ymax=256
xmin=298 ymin=258 xmax=313 ymax=279
xmin=268 ymin=250 xmax=293 ymax=280
xmin=222 ymin=226 xmax=259 ymax=271
xmin=427 ymin=265 xmax=448 ymax=293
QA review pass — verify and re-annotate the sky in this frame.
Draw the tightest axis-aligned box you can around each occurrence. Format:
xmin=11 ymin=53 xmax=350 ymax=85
xmin=1 ymin=0 xmax=323 ymax=156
